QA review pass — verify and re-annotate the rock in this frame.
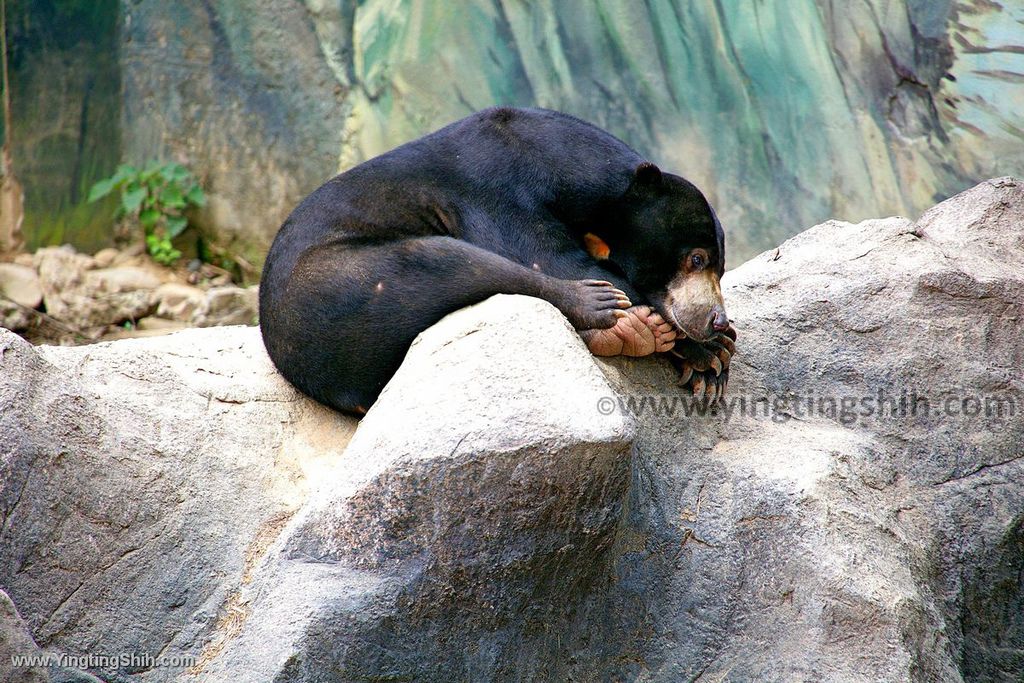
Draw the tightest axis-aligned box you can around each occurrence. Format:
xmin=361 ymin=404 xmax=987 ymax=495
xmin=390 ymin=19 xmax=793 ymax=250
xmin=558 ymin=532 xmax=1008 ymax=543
xmin=85 ymin=266 xmax=163 ymax=293
xmin=91 ymin=247 xmax=120 ymax=269
xmin=153 ymin=282 xmax=207 ymax=322
xmin=193 ymin=285 xmax=259 ymax=327
xmin=0 ymin=590 xmax=48 ymax=683
xmin=110 ymin=242 xmax=147 ymax=267
xmin=1 ymin=178 xmax=1022 ymax=681
xmin=0 ymin=325 xmax=358 ymax=682
xmin=0 ymin=263 xmax=43 ymax=308
xmin=589 ymin=178 xmax=1024 ymax=680
xmin=136 ymin=316 xmax=189 ymax=332
xmin=1 ymin=299 xmax=35 ymax=332
xmin=199 ymin=294 xmax=633 ymax=680
xmin=34 ymin=246 xmax=156 ymax=330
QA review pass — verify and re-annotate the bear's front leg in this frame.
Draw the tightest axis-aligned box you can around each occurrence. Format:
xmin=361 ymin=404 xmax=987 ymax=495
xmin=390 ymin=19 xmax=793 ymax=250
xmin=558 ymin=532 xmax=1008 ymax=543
xmin=667 ymin=325 xmax=737 ymax=404
xmin=580 ymin=305 xmax=677 ymax=357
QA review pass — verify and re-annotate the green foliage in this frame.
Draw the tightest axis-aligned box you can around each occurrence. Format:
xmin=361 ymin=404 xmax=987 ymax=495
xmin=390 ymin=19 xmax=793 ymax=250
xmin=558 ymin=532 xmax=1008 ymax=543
xmin=88 ymin=162 xmax=206 ymax=266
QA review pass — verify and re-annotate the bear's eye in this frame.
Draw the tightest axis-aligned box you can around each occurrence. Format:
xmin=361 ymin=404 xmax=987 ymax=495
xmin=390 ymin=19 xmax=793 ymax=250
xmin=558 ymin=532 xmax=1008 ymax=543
xmin=690 ymin=253 xmax=705 ymax=270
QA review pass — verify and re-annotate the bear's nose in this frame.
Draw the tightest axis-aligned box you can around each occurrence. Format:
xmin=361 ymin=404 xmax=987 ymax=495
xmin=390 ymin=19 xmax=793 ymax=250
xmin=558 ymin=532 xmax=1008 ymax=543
xmin=710 ymin=305 xmax=730 ymax=332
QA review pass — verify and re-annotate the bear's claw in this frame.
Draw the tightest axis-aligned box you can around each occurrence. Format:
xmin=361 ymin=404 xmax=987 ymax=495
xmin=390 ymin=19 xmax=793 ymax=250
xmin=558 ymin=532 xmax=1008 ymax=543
xmin=668 ymin=324 xmax=737 ymax=405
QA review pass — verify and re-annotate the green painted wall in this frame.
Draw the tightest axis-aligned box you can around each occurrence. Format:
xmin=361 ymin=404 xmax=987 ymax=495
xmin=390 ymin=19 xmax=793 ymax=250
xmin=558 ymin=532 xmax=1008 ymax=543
xmin=6 ymin=1 xmax=1024 ymax=267
xmin=3 ymin=0 xmax=120 ymax=252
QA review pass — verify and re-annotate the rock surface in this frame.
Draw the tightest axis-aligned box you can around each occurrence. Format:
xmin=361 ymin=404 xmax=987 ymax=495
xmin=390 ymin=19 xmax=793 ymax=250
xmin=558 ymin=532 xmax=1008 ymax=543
xmin=0 ymin=264 xmax=43 ymax=309
xmin=0 ymin=326 xmax=358 ymax=682
xmin=0 ymin=590 xmax=48 ymax=683
xmin=0 ymin=178 xmax=1022 ymax=682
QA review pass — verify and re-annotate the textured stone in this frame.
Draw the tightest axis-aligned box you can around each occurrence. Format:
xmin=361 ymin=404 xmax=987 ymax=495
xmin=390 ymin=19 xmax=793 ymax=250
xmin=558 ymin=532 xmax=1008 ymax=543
xmin=199 ymin=295 xmax=634 ymax=681
xmin=589 ymin=178 xmax=1024 ymax=680
xmin=33 ymin=246 xmax=156 ymax=330
xmin=85 ymin=266 xmax=163 ymax=293
xmin=192 ymin=286 xmax=259 ymax=327
xmin=0 ymin=263 xmax=43 ymax=308
xmin=0 ymin=326 xmax=358 ymax=682
xmin=0 ymin=590 xmax=48 ymax=683
xmin=152 ymin=283 xmax=207 ymax=322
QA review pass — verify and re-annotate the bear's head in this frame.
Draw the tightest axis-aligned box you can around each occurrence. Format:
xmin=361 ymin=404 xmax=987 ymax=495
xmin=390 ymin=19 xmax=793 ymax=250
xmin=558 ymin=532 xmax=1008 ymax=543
xmin=591 ymin=162 xmax=729 ymax=342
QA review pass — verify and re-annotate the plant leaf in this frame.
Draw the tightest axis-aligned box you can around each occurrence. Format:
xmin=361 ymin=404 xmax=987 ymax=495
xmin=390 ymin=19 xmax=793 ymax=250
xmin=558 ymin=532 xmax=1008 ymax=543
xmin=141 ymin=160 xmax=164 ymax=180
xmin=139 ymin=208 xmax=161 ymax=229
xmin=122 ymin=186 xmax=147 ymax=215
xmin=87 ymin=178 xmax=116 ymax=203
xmin=112 ymin=164 xmax=136 ymax=184
xmin=161 ymin=184 xmax=186 ymax=209
xmin=185 ymin=185 xmax=206 ymax=207
xmin=166 ymin=215 xmax=189 ymax=238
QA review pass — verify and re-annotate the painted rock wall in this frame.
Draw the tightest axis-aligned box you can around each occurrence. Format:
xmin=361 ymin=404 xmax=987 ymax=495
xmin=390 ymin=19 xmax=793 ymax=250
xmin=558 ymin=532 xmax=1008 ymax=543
xmin=10 ymin=0 xmax=1024 ymax=268
xmin=319 ymin=0 xmax=1024 ymax=264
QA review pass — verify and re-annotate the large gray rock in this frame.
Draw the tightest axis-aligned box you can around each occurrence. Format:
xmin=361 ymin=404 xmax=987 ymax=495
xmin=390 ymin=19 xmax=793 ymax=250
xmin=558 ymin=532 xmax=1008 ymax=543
xmin=197 ymin=295 xmax=633 ymax=681
xmin=587 ymin=177 xmax=1024 ymax=681
xmin=0 ymin=177 xmax=1022 ymax=681
xmin=0 ymin=325 xmax=358 ymax=682
xmin=0 ymin=590 xmax=48 ymax=683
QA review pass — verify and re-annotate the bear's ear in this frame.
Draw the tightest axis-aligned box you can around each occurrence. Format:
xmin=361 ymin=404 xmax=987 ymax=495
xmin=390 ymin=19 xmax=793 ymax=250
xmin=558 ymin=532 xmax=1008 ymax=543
xmin=633 ymin=161 xmax=663 ymax=187
xmin=583 ymin=232 xmax=611 ymax=260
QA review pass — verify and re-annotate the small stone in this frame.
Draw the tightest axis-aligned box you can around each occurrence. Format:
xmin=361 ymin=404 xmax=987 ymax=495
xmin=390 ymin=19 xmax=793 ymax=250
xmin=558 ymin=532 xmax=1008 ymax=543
xmin=87 ymin=266 xmax=163 ymax=293
xmin=93 ymin=247 xmax=120 ymax=269
xmin=194 ymin=285 xmax=259 ymax=327
xmin=137 ymin=317 xmax=189 ymax=332
xmin=153 ymin=283 xmax=206 ymax=321
xmin=0 ymin=298 xmax=34 ymax=331
xmin=111 ymin=241 xmax=147 ymax=266
xmin=0 ymin=263 xmax=43 ymax=308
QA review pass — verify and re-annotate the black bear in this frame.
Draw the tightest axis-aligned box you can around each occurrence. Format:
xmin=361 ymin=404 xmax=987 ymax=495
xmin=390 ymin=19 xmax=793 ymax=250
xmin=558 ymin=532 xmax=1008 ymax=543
xmin=259 ymin=107 xmax=736 ymax=415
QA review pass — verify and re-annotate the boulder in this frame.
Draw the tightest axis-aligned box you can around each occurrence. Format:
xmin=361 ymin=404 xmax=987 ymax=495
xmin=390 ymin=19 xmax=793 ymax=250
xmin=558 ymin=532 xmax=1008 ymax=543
xmin=197 ymin=294 xmax=633 ymax=681
xmin=0 ymin=326 xmax=357 ymax=682
xmin=588 ymin=177 xmax=1024 ymax=681
xmin=0 ymin=178 xmax=1021 ymax=681
xmin=0 ymin=590 xmax=48 ymax=683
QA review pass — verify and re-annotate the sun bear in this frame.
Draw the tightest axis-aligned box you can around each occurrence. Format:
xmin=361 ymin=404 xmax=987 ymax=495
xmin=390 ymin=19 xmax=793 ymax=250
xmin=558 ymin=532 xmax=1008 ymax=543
xmin=259 ymin=107 xmax=736 ymax=415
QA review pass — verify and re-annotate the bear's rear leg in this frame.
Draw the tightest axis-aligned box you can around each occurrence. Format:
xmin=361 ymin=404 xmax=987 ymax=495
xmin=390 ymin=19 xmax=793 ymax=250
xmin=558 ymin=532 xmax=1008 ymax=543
xmin=581 ymin=305 xmax=677 ymax=357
